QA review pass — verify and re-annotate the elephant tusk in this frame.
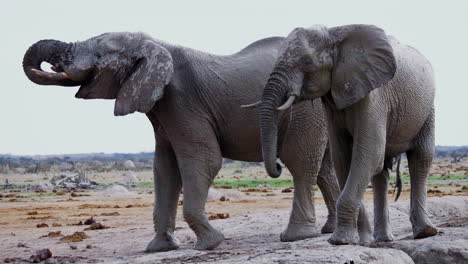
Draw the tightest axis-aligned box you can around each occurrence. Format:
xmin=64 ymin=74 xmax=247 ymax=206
xmin=277 ymin=95 xmax=296 ymax=111
xmin=241 ymin=100 xmax=261 ymax=109
xmin=31 ymin=68 xmax=70 ymax=80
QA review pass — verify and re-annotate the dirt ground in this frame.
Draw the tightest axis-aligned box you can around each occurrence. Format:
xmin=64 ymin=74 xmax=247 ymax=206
xmin=1 ymin=162 xmax=467 ymax=263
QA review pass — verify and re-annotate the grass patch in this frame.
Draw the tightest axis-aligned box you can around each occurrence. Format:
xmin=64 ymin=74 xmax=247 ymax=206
xmin=136 ymin=179 xmax=293 ymax=189
xmin=390 ymin=174 xmax=468 ymax=182
xmin=136 ymin=181 xmax=155 ymax=189
xmin=213 ymin=179 xmax=292 ymax=188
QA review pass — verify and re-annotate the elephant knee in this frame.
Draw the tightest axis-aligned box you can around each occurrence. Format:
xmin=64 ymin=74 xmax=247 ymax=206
xmin=183 ymin=207 xmax=203 ymax=226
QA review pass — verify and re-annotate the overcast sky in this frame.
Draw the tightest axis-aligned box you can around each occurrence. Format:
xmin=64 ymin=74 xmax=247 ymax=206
xmin=1 ymin=0 xmax=467 ymax=155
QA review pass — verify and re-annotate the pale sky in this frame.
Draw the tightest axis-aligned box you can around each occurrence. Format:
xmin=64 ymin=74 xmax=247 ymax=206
xmin=1 ymin=0 xmax=467 ymax=155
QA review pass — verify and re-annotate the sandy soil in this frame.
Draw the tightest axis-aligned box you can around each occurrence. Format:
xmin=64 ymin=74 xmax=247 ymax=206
xmin=1 ymin=160 xmax=467 ymax=263
xmin=1 ymin=186 xmax=467 ymax=263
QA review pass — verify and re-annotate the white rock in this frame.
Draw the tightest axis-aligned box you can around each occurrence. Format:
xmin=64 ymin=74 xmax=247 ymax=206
xmin=206 ymin=188 xmax=222 ymax=201
xmin=104 ymin=184 xmax=137 ymax=198
xmin=123 ymin=160 xmax=136 ymax=170
xmin=222 ymin=189 xmax=244 ymax=201
xmin=205 ymin=188 xmax=244 ymax=201
xmin=124 ymin=171 xmax=139 ymax=182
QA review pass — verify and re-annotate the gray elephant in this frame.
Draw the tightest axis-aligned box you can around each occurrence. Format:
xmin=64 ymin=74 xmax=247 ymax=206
xmin=249 ymin=24 xmax=437 ymax=245
xmin=22 ymin=32 xmax=340 ymax=251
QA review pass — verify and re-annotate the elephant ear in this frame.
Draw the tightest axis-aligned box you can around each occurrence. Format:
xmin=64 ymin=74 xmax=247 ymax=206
xmin=114 ymin=40 xmax=173 ymax=116
xmin=329 ymin=24 xmax=396 ymax=110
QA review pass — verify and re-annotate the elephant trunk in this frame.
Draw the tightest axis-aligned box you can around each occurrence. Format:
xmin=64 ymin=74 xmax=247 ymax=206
xmin=22 ymin=39 xmax=78 ymax=86
xmin=259 ymin=70 xmax=292 ymax=178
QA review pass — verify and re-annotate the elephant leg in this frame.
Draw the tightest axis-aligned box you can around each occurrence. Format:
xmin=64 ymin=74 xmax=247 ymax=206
xmin=328 ymin=123 xmax=384 ymax=245
xmin=407 ymin=110 xmax=437 ymax=239
xmin=317 ymin=145 xmax=339 ymax=234
xmin=146 ymin=138 xmax=182 ymax=252
xmin=371 ymin=168 xmax=394 ymax=242
xmin=280 ymin=159 xmax=321 ymax=242
xmin=279 ymin=131 xmax=327 ymax=242
xmin=175 ymin=143 xmax=224 ymax=250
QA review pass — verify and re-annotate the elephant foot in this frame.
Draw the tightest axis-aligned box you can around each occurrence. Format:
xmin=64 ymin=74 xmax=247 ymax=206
xmin=321 ymin=217 xmax=336 ymax=234
xmin=145 ymin=232 xmax=180 ymax=252
xmin=373 ymin=229 xmax=394 ymax=242
xmin=328 ymin=227 xmax=359 ymax=245
xmin=358 ymin=229 xmax=374 ymax=246
xmin=280 ymin=223 xmax=319 ymax=242
xmin=194 ymin=229 xmax=225 ymax=250
xmin=413 ymin=224 xmax=437 ymax=239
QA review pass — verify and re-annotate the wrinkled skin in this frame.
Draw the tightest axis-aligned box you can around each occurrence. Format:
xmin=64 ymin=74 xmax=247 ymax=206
xmin=22 ymin=32 xmax=340 ymax=251
xmin=256 ymin=24 xmax=437 ymax=245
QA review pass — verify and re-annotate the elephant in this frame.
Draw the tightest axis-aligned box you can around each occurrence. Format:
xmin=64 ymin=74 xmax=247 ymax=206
xmin=22 ymin=32 xmax=340 ymax=251
xmin=248 ymin=24 xmax=437 ymax=245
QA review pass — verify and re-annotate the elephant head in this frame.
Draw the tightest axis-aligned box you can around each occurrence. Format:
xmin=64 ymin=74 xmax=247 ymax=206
xmin=23 ymin=32 xmax=174 ymax=116
xmin=252 ymin=24 xmax=396 ymax=178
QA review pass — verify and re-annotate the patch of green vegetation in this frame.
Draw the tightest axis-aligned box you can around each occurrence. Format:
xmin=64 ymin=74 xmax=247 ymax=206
xmin=136 ymin=179 xmax=294 ymax=189
xmin=213 ymin=179 xmax=293 ymax=188
xmin=136 ymin=181 xmax=155 ymax=189
xmin=390 ymin=174 xmax=468 ymax=182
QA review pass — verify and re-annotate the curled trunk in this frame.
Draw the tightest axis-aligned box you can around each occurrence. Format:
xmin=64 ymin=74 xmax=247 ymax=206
xmin=259 ymin=73 xmax=290 ymax=178
xmin=22 ymin=40 xmax=78 ymax=86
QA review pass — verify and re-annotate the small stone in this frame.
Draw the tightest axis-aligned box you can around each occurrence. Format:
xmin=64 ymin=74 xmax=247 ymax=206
xmin=29 ymin=249 xmax=52 ymax=263
xmin=4 ymin=258 xmax=17 ymax=263
xmin=84 ymin=217 xmax=95 ymax=225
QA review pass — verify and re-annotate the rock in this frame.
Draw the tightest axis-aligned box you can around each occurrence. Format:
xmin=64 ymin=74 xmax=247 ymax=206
xmin=36 ymin=223 xmax=48 ymax=228
xmin=30 ymin=182 xmax=53 ymax=192
xmin=103 ymin=185 xmax=137 ymax=198
xmin=84 ymin=217 xmax=95 ymax=225
xmin=29 ymin=248 xmax=52 ymax=263
xmin=223 ymin=189 xmax=244 ymax=201
xmin=123 ymin=160 xmax=136 ymax=169
xmin=391 ymin=233 xmax=468 ymax=263
xmin=206 ymin=188 xmax=222 ymax=201
xmin=124 ymin=171 xmax=139 ymax=182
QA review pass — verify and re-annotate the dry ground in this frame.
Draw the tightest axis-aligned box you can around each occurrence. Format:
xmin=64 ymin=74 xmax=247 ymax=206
xmin=0 ymin=160 xmax=467 ymax=263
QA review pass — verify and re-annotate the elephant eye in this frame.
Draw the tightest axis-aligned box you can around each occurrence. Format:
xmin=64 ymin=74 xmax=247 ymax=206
xmin=94 ymin=52 xmax=102 ymax=59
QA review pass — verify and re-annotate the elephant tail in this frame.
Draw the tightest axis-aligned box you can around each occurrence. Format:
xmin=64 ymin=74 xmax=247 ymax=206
xmin=393 ymin=155 xmax=402 ymax=202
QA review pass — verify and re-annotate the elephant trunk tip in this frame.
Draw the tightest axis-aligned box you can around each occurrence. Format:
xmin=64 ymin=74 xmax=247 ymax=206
xmin=267 ymin=162 xmax=282 ymax=178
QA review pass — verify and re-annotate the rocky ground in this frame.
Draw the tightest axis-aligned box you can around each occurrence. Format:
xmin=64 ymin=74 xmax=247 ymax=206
xmin=0 ymin=160 xmax=467 ymax=263
xmin=0 ymin=187 xmax=467 ymax=263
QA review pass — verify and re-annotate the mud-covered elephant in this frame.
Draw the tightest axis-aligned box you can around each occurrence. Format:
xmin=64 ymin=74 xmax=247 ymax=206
xmin=22 ymin=32 xmax=340 ymax=251
xmin=249 ymin=24 xmax=437 ymax=245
